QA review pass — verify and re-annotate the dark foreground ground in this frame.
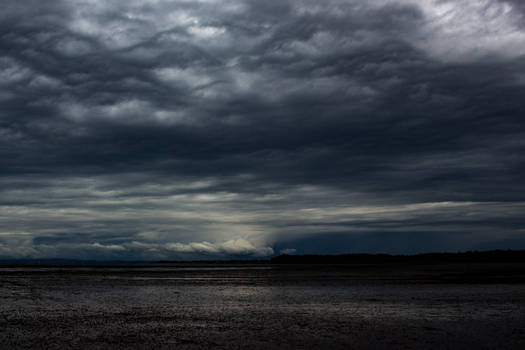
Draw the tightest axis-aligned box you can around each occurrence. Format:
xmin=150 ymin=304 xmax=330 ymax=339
xmin=1 ymin=263 xmax=525 ymax=349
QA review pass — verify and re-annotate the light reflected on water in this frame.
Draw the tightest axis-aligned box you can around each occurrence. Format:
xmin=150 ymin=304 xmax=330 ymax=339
xmin=1 ymin=266 xmax=524 ymax=348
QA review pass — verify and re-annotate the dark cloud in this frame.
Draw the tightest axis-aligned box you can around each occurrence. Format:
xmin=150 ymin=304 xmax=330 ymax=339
xmin=1 ymin=0 xmax=524 ymax=259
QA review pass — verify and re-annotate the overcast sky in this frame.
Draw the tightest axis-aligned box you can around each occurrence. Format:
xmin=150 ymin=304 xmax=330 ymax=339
xmin=1 ymin=0 xmax=525 ymax=260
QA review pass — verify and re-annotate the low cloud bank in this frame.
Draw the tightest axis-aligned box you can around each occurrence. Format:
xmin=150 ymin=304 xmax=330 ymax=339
xmin=165 ymin=238 xmax=274 ymax=257
xmin=0 ymin=238 xmax=274 ymax=261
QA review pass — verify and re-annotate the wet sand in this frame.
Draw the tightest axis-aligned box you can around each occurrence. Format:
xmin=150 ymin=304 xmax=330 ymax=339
xmin=1 ymin=263 xmax=525 ymax=349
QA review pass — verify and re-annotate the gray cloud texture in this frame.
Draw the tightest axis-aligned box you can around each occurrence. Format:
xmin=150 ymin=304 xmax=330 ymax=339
xmin=1 ymin=0 xmax=525 ymax=260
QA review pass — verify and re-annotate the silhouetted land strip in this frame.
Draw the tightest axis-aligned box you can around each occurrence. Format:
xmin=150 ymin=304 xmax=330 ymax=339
xmin=2 ymin=250 xmax=525 ymax=268
xmin=1 ymin=250 xmax=525 ymax=284
xmin=269 ymin=249 xmax=525 ymax=264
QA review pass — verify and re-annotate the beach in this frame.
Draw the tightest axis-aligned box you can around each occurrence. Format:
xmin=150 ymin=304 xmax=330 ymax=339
xmin=1 ymin=264 xmax=525 ymax=349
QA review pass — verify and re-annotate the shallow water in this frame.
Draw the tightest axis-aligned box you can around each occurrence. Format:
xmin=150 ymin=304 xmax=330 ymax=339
xmin=1 ymin=264 xmax=525 ymax=349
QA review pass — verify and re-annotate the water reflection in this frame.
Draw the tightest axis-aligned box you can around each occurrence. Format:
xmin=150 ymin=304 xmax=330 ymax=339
xmin=1 ymin=267 xmax=524 ymax=348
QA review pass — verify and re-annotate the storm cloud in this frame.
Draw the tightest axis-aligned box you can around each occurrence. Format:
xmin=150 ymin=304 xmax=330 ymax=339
xmin=1 ymin=0 xmax=525 ymax=260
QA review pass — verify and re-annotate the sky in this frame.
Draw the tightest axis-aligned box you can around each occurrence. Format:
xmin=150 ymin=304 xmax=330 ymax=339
xmin=1 ymin=0 xmax=525 ymax=260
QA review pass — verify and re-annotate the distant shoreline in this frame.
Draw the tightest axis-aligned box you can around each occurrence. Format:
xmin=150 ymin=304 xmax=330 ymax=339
xmin=2 ymin=249 xmax=525 ymax=267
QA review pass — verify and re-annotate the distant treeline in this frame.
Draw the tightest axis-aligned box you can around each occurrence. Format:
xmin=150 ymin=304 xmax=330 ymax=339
xmin=3 ymin=250 xmax=525 ymax=266
xmin=269 ymin=250 xmax=525 ymax=264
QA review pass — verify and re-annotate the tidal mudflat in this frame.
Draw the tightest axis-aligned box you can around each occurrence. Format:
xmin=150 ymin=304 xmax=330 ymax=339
xmin=1 ymin=264 xmax=525 ymax=349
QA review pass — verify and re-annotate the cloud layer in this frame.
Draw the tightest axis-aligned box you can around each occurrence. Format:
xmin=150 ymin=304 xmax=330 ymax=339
xmin=1 ymin=0 xmax=525 ymax=259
